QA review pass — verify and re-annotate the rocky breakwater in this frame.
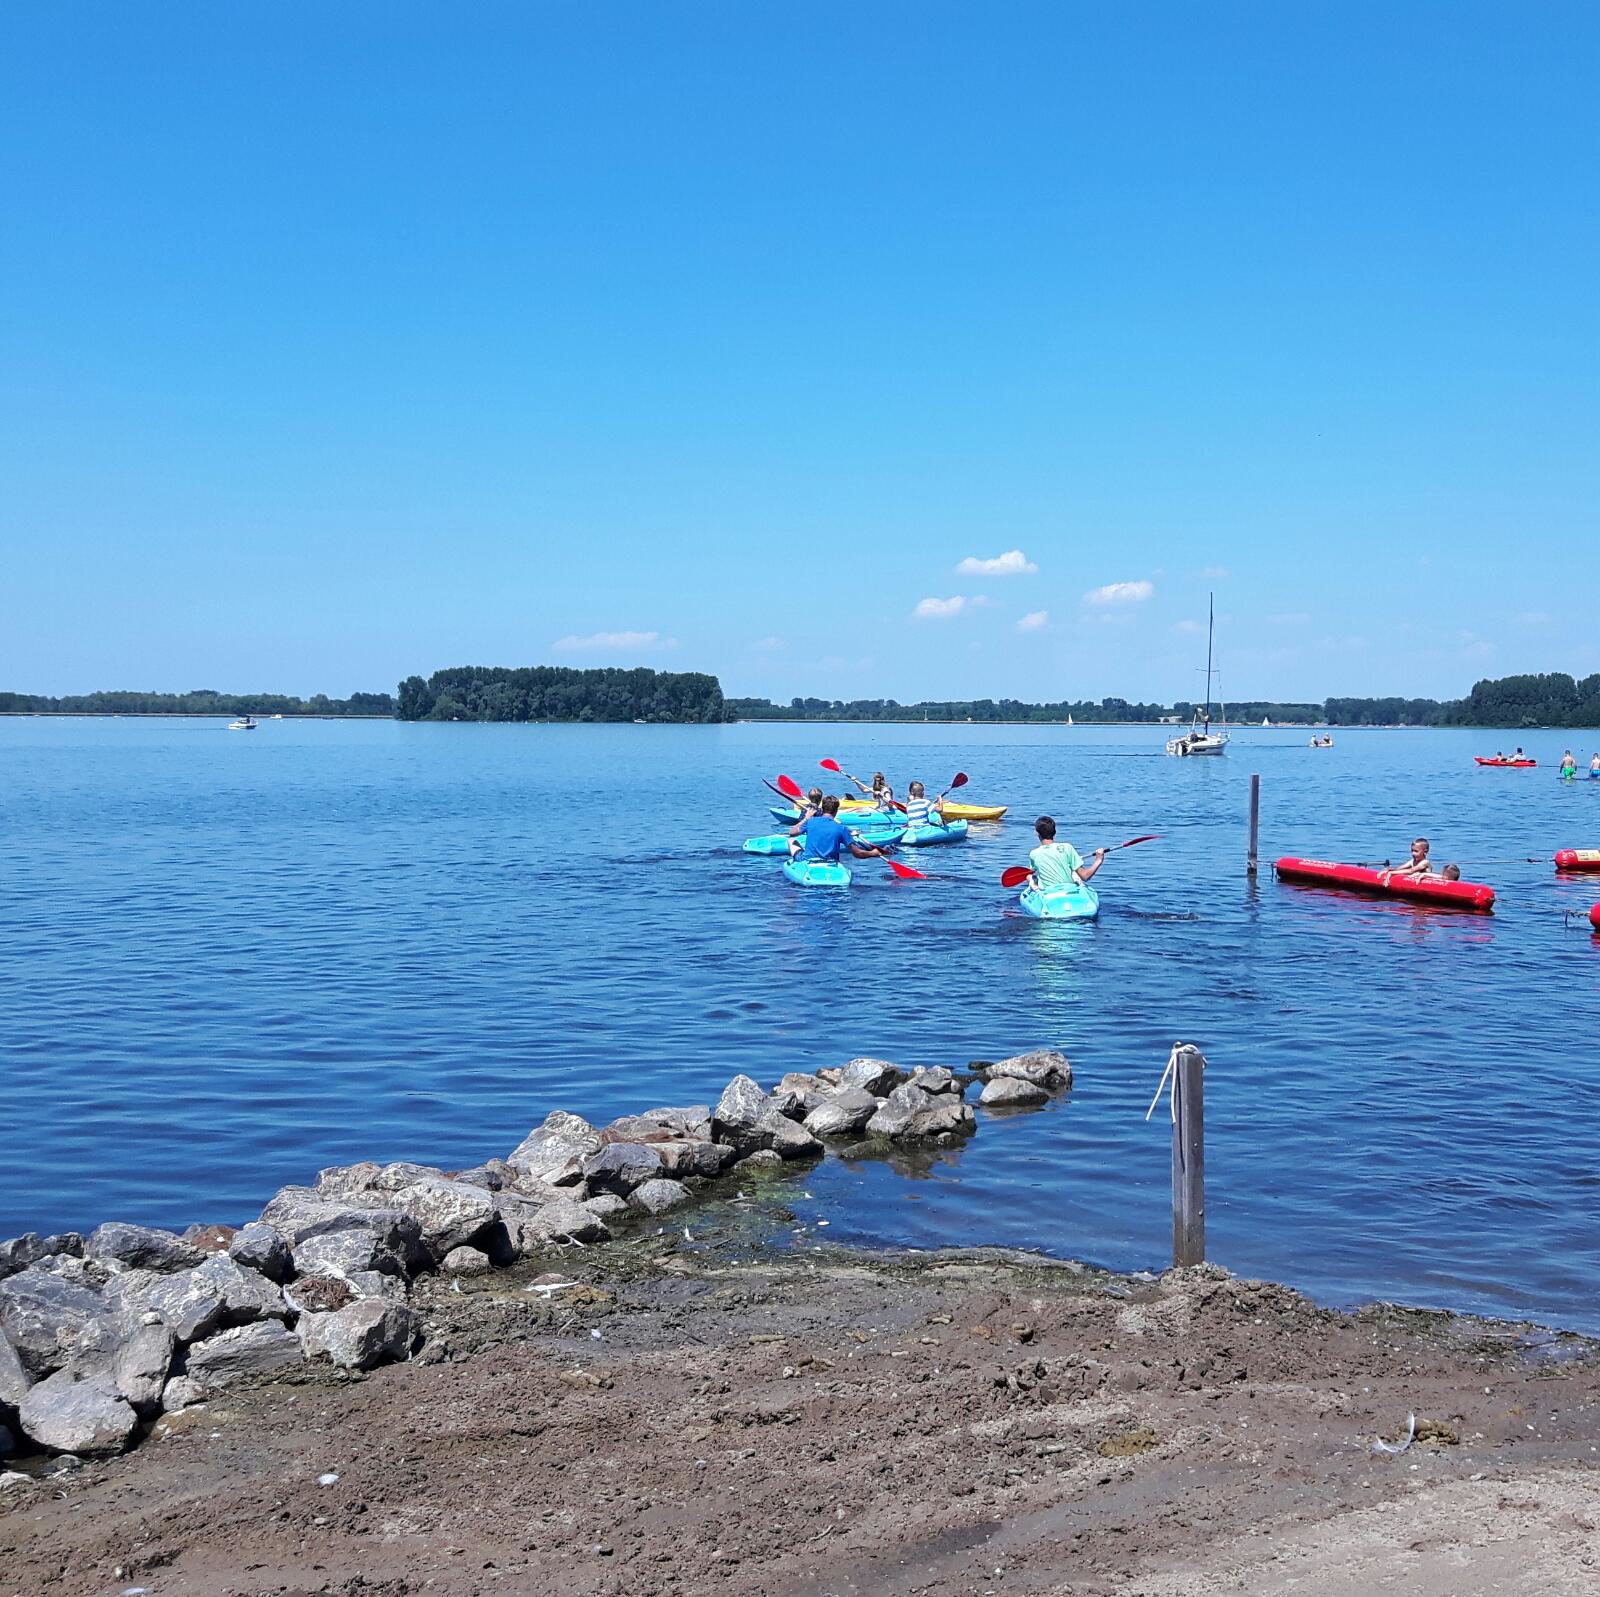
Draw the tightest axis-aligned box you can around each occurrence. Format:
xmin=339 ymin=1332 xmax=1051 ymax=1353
xmin=0 ymin=1049 xmax=1069 ymax=1470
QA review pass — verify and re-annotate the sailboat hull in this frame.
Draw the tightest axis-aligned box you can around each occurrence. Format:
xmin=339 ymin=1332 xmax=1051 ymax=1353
xmin=1166 ymin=735 xmax=1228 ymax=756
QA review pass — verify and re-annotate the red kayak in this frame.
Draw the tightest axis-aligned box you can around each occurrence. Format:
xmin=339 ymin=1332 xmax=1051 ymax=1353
xmin=1274 ymin=856 xmax=1496 ymax=911
xmin=1475 ymin=757 xmax=1536 ymax=767
xmin=1554 ymin=849 xmax=1600 ymax=873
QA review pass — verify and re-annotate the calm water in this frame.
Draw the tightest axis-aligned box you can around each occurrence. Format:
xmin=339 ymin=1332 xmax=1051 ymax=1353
xmin=6 ymin=718 xmax=1600 ymax=1328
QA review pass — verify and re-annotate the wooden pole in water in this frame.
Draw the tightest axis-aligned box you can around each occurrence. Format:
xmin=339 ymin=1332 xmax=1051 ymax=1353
xmin=1247 ymin=773 xmax=1261 ymax=877
xmin=1171 ymin=1044 xmax=1206 ymax=1266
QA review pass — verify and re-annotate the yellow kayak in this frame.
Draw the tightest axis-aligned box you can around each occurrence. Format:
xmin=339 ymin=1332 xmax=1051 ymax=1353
xmin=840 ymin=798 xmax=1009 ymax=822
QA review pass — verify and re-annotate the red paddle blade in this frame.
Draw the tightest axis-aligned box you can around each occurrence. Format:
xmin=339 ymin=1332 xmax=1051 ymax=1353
xmin=819 ymin=758 xmax=842 ymax=773
xmin=1116 ymin=834 xmax=1161 ymax=849
xmin=949 ymin=771 xmax=969 ymax=790
xmin=999 ymin=866 xmax=1031 ymax=888
xmin=775 ymin=773 xmax=804 ymax=801
xmin=887 ymin=859 xmax=926 ymax=880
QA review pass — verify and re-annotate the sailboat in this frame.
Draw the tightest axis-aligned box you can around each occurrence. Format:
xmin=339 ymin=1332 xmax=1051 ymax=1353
xmin=1165 ymin=595 xmax=1229 ymax=757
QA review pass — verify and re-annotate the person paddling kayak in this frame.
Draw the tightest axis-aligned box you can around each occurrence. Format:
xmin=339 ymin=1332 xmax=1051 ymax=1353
xmin=1028 ymin=816 xmax=1106 ymax=891
xmin=846 ymin=770 xmax=897 ymax=813
xmin=902 ymin=780 xmax=946 ymax=829
xmin=789 ymin=796 xmax=892 ymax=865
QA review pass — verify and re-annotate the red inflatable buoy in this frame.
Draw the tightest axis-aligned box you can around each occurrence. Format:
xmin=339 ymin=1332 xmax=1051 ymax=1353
xmin=1274 ymin=857 xmax=1496 ymax=911
xmin=1554 ymin=849 xmax=1600 ymax=872
xmin=1591 ymin=902 xmax=1600 ymax=932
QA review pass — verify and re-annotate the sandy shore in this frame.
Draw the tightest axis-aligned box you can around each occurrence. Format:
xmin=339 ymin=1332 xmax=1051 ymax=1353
xmin=4 ymin=1191 xmax=1599 ymax=1597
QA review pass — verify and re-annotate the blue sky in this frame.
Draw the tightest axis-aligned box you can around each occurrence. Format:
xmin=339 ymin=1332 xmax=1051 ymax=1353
xmin=3 ymin=3 xmax=1596 ymax=703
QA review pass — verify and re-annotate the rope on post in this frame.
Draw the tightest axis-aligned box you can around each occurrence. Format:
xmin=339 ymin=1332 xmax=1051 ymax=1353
xmin=1148 ymin=1041 xmax=1207 ymax=1267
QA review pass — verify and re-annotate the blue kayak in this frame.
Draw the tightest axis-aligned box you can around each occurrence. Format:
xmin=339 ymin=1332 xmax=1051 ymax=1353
xmin=783 ymin=857 xmax=852 ymax=887
xmin=769 ymin=804 xmax=903 ymax=825
xmin=744 ymin=826 xmax=904 ymax=855
xmin=898 ymin=819 xmax=969 ymax=846
xmin=1020 ymin=881 xmax=1100 ymax=920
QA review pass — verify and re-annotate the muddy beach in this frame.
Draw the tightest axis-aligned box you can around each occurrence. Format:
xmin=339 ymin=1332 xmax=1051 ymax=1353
xmin=5 ymin=1184 xmax=1600 ymax=1597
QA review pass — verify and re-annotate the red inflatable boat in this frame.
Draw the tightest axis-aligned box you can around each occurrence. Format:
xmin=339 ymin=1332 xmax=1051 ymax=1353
xmin=1554 ymin=849 xmax=1600 ymax=873
xmin=1475 ymin=756 xmax=1536 ymax=767
xmin=1591 ymin=903 xmax=1600 ymax=932
xmin=1274 ymin=856 xmax=1496 ymax=911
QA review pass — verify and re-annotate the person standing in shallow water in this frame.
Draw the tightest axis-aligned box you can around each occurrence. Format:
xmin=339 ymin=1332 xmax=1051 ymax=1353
xmin=1028 ymin=815 xmax=1105 ymax=892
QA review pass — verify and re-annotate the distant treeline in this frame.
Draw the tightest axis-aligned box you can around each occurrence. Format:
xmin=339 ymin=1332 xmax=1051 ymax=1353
xmin=730 ymin=674 xmax=1600 ymax=728
xmin=0 ymin=689 xmax=393 ymax=717
xmin=396 ymin=666 xmax=726 ymax=723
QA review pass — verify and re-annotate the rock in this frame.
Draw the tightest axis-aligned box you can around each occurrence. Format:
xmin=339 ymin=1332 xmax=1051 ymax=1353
xmin=1 ymin=1328 xmax=34 ymax=1407
xmin=313 ymin=1161 xmax=382 ymax=1197
xmin=299 ymin=1299 xmax=421 ymax=1371
xmin=68 ymin=1314 xmax=176 ymax=1413
xmin=0 ymin=1233 xmax=84 ymax=1283
xmin=86 ymin=1222 xmax=205 ymax=1275
xmin=181 ymin=1321 xmax=302 ymax=1395
xmin=736 ymin=1149 xmax=784 ymax=1170
xmin=581 ymin=1194 xmax=630 ymax=1220
xmin=441 ymin=1246 xmax=492 ymax=1276
xmin=119 ymin=1268 xmax=225 ymax=1344
xmin=905 ymin=1066 xmax=960 ymax=1095
xmin=0 ymin=1266 xmax=105 ymax=1377
xmin=803 ymin=1087 xmax=882 ymax=1137
xmin=192 ymin=1254 xmax=290 ymax=1324
xmin=160 ymin=1375 xmax=205 ymax=1412
xmin=0 ymin=1424 xmax=14 ymax=1458
xmin=653 ymin=1139 xmax=737 ymax=1180
xmin=505 ymin=1199 xmax=611 ymax=1250
xmin=343 ymin=1270 xmax=407 ymax=1302
xmin=180 ymin=1223 xmax=237 ymax=1254
xmin=18 ymin=1370 xmax=137 ymax=1455
xmin=771 ymin=1073 xmax=829 ymax=1118
xmin=283 ymin=1275 xmax=355 ymax=1314
xmin=838 ymin=1057 xmax=906 ymax=1096
xmin=582 ymin=1143 xmax=664 ymax=1196
xmin=228 ymin=1222 xmax=292 ymax=1283
xmin=450 ymin=1158 xmax=512 ymax=1191
xmin=713 ymin=1076 xmax=822 ymax=1159
xmin=638 ymin=1105 xmax=715 ymax=1138
xmin=390 ymin=1178 xmax=498 ymax=1260
xmin=293 ymin=1224 xmax=411 ymax=1282
xmin=865 ymin=1082 xmax=977 ymax=1141
xmin=506 ymin=1111 xmax=602 ymax=1188
xmin=257 ymin=1189 xmax=424 ymax=1261
xmin=628 ymin=1179 xmax=692 ymax=1215
xmin=987 ymin=1050 xmax=1072 ymax=1090
xmin=980 ymin=1076 xmax=1050 ymax=1108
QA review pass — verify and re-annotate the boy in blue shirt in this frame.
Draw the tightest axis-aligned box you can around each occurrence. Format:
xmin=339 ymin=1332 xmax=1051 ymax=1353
xmin=790 ymin=796 xmax=893 ymax=864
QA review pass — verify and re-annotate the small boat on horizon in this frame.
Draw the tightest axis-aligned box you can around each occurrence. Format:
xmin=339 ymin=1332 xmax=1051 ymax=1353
xmin=1166 ymin=594 xmax=1229 ymax=757
xmin=227 ymin=716 xmax=257 ymax=731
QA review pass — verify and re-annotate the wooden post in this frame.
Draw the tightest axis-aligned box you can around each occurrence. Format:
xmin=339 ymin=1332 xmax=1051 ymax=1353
xmin=1247 ymin=773 xmax=1260 ymax=877
xmin=1171 ymin=1044 xmax=1206 ymax=1266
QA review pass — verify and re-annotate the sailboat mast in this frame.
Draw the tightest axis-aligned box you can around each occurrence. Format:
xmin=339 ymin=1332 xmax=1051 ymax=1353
xmin=1202 ymin=592 xmax=1214 ymax=734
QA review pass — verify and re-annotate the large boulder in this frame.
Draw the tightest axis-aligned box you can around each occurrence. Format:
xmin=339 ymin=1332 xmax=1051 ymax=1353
xmin=228 ymin=1222 xmax=292 ymax=1283
xmin=500 ymin=1198 xmax=611 ymax=1251
xmin=636 ymin=1106 xmax=715 ymax=1139
xmin=181 ymin=1322 xmax=302 ymax=1396
xmin=258 ymin=1190 xmax=424 ymax=1270
xmin=85 ymin=1223 xmax=204 ymax=1275
xmin=192 ymin=1254 xmax=290 ymax=1324
xmin=986 ymin=1050 xmax=1072 ymax=1090
xmin=803 ymin=1087 xmax=881 ymax=1137
xmin=652 ymin=1139 xmax=737 ymax=1180
xmin=771 ymin=1074 xmax=829 ymax=1119
xmin=905 ymin=1066 xmax=961 ymax=1096
xmin=979 ymin=1076 xmax=1050 ymax=1108
xmin=0 ymin=1328 xmax=33 ymax=1407
xmin=0 ymin=1266 xmax=105 ymax=1377
xmin=299 ymin=1299 xmax=421 ymax=1371
xmin=390 ymin=1178 xmax=498 ymax=1260
xmin=628 ymin=1179 xmax=691 ymax=1216
xmin=581 ymin=1143 xmax=663 ymax=1196
xmin=713 ymin=1076 xmax=822 ymax=1160
xmin=506 ymin=1112 xmax=602 ymax=1188
xmin=181 ymin=1223 xmax=237 ymax=1255
xmin=865 ymin=1082 xmax=977 ymax=1141
xmin=0 ymin=1233 xmax=84 ymax=1284
xmin=293 ymin=1225 xmax=411 ymax=1282
xmin=68 ymin=1314 xmax=176 ymax=1413
xmin=114 ymin=1254 xmax=286 ymax=1344
xmin=18 ymin=1370 xmax=137 ymax=1455
xmin=838 ymin=1057 xmax=906 ymax=1096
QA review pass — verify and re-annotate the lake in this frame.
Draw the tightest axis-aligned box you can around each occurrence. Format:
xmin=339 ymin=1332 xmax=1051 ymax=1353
xmin=5 ymin=716 xmax=1599 ymax=1329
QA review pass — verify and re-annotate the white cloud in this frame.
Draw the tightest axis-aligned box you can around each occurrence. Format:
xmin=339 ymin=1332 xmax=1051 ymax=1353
xmin=1174 ymin=618 xmax=1205 ymax=635
xmin=913 ymin=596 xmax=972 ymax=619
xmin=956 ymin=549 xmax=1038 ymax=577
xmin=552 ymin=630 xmax=675 ymax=654
xmin=1083 ymin=580 xmax=1154 ymax=606
xmin=1016 ymin=610 xmax=1049 ymax=632
xmin=1515 ymin=611 xmax=1552 ymax=627
xmin=753 ymin=635 xmax=784 ymax=653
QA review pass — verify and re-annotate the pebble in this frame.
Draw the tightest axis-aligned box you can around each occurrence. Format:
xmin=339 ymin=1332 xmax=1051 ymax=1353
xmin=318 ymin=1471 xmax=340 ymax=1486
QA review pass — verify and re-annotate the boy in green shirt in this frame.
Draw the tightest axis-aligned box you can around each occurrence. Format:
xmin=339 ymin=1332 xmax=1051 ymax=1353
xmin=1029 ymin=816 xmax=1105 ymax=890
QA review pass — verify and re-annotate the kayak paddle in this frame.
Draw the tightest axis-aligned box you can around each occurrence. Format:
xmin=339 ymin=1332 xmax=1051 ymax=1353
xmin=886 ymin=859 xmax=926 ymax=880
xmin=999 ymin=834 xmax=1162 ymax=888
xmin=775 ymin=773 xmax=806 ymax=802
xmin=822 ymin=756 xmax=908 ymax=812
